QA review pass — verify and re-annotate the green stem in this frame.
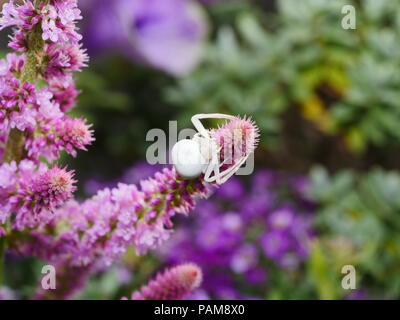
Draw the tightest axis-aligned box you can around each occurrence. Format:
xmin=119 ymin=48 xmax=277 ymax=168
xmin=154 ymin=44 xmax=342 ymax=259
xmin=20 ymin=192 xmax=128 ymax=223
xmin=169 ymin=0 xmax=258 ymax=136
xmin=3 ymin=129 xmax=26 ymax=163
xmin=0 ymin=20 xmax=45 ymax=286
xmin=3 ymin=24 xmax=44 ymax=164
xmin=0 ymin=236 xmax=6 ymax=285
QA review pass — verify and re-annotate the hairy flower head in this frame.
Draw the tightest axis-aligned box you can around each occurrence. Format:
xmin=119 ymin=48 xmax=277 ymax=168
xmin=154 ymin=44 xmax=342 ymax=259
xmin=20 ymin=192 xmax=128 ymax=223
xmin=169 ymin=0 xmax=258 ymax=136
xmin=56 ymin=117 xmax=94 ymax=156
xmin=129 ymin=263 xmax=202 ymax=300
xmin=29 ymin=165 xmax=77 ymax=213
xmin=211 ymin=116 xmax=259 ymax=167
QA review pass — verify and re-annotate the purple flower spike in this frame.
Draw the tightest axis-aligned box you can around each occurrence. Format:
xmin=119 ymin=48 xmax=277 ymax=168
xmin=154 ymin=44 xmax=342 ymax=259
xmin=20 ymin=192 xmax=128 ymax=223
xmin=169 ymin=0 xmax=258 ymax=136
xmin=128 ymin=263 xmax=203 ymax=300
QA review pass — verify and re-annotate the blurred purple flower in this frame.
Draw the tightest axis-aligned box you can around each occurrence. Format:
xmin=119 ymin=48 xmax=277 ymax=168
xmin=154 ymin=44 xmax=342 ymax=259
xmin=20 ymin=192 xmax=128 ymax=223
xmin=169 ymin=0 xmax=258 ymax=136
xmin=84 ymin=178 xmax=115 ymax=196
xmin=240 ymin=193 xmax=274 ymax=220
xmin=116 ymin=266 xmax=133 ymax=285
xmin=230 ymin=243 xmax=258 ymax=273
xmin=0 ymin=286 xmax=17 ymax=300
xmin=187 ymin=289 xmax=210 ymax=300
xmin=261 ymin=230 xmax=291 ymax=261
xmin=195 ymin=213 xmax=243 ymax=260
xmin=252 ymin=170 xmax=277 ymax=192
xmin=122 ymin=161 xmax=161 ymax=185
xmin=215 ymin=177 xmax=245 ymax=201
xmin=345 ymin=290 xmax=368 ymax=300
xmin=245 ymin=267 xmax=268 ymax=285
xmin=268 ymin=207 xmax=295 ymax=230
xmin=84 ymin=162 xmax=160 ymax=196
xmin=83 ymin=0 xmax=208 ymax=76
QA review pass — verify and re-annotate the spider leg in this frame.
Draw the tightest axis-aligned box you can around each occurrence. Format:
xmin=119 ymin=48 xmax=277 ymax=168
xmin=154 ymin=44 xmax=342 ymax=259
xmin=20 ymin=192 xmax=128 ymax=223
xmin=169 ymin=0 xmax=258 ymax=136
xmin=191 ymin=113 xmax=240 ymax=185
xmin=205 ymin=154 xmax=246 ymax=185
xmin=203 ymin=150 xmax=221 ymax=184
xmin=191 ymin=114 xmax=236 ymax=139
xmin=217 ymin=154 xmax=250 ymax=184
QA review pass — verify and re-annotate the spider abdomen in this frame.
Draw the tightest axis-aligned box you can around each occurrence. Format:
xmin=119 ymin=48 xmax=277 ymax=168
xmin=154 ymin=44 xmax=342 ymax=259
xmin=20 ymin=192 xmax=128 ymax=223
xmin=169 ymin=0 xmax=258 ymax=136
xmin=171 ymin=139 xmax=207 ymax=179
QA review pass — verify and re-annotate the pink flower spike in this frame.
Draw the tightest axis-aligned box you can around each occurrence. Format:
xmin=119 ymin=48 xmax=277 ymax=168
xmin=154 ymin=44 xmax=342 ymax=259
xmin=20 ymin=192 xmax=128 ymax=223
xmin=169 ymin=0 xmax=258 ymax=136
xmin=29 ymin=165 xmax=77 ymax=214
xmin=56 ymin=117 xmax=95 ymax=156
xmin=130 ymin=263 xmax=203 ymax=300
xmin=211 ymin=116 xmax=260 ymax=166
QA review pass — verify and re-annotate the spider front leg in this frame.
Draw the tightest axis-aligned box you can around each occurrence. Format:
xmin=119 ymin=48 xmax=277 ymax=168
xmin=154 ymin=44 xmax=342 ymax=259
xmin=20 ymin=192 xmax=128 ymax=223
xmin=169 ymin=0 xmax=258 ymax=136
xmin=191 ymin=114 xmax=236 ymax=139
xmin=217 ymin=153 xmax=250 ymax=185
xmin=202 ymin=137 xmax=250 ymax=185
xmin=203 ymin=147 xmax=222 ymax=184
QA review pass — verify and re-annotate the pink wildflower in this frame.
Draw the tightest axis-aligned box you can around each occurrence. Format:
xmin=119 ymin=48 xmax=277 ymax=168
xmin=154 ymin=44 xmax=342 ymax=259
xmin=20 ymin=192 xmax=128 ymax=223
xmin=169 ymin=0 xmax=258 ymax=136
xmin=25 ymin=116 xmax=94 ymax=161
xmin=0 ymin=0 xmax=83 ymax=50
xmin=43 ymin=43 xmax=88 ymax=78
xmin=0 ymin=161 xmax=76 ymax=230
xmin=47 ymin=74 xmax=79 ymax=112
xmin=129 ymin=263 xmax=202 ymax=300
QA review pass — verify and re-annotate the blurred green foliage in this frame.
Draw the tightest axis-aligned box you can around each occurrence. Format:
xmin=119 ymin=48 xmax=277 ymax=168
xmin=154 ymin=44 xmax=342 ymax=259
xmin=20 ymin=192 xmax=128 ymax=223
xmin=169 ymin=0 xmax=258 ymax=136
xmin=168 ymin=0 xmax=400 ymax=152
xmin=309 ymin=167 xmax=400 ymax=298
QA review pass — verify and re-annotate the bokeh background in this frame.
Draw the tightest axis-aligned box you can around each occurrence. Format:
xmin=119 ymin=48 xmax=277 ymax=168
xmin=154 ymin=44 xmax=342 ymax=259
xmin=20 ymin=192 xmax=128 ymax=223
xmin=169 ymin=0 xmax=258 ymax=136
xmin=1 ymin=0 xmax=400 ymax=300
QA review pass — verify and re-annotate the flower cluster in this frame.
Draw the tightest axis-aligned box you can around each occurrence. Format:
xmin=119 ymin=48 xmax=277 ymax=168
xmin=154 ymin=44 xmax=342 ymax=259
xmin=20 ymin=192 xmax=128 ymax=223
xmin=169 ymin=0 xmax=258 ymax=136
xmin=0 ymin=0 xmax=88 ymax=82
xmin=0 ymin=0 xmax=82 ymax=51
xmin=0 ymin=0 xmax=259 ymax=300
xmin=25 ymin=116 xmax=94 ymax=160
xmin=22 ymin=168 xmax=208 ymax=266
xmin=0 ymin=0 xmax=92 ymax=163
xmin=125 ymin=263 xmax=202 ymax=300
xmin=12 ymin=116 xmax=256 ymax=264
xmin=0 ymin=0 xmax=94 ymax=299
xmin=0 ymin=160 xmax=76 ymax=230
xmin=159 ymin=170 xmax=315 ymax=299
xmin=2 ymin=116 xmax=257 ymax=299
xmin=0 ymin=53 xmax=60 ymax=132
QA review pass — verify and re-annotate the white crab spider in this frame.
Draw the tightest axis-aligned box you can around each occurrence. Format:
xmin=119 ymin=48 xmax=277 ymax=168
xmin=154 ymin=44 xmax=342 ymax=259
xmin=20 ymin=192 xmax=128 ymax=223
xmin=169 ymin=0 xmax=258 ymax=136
xmin=171 ymin=113 xmax=250 ymax=185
